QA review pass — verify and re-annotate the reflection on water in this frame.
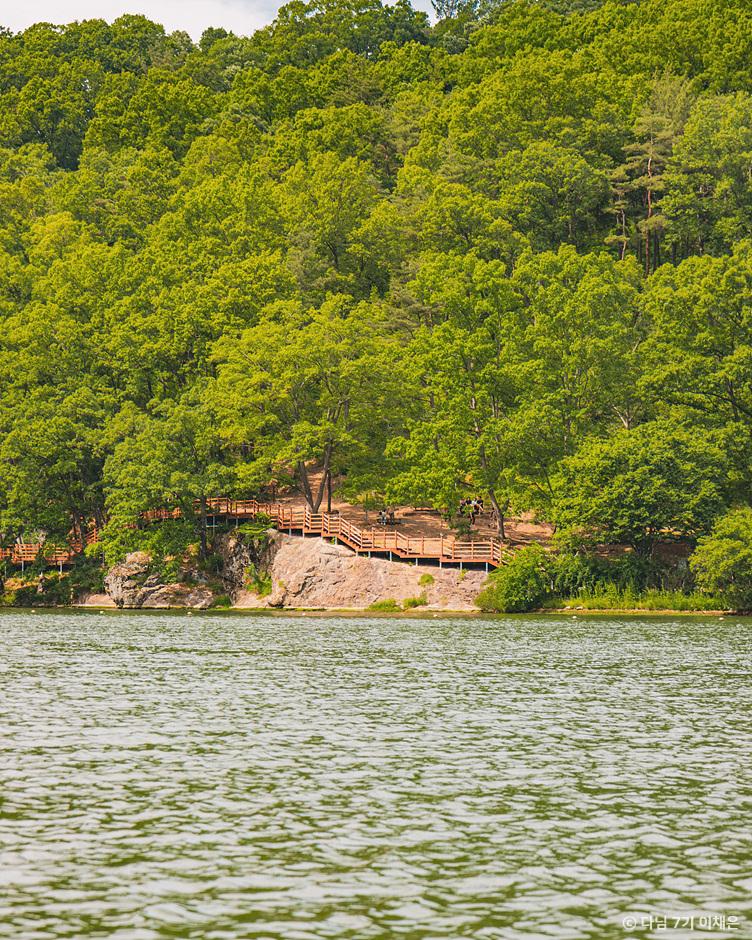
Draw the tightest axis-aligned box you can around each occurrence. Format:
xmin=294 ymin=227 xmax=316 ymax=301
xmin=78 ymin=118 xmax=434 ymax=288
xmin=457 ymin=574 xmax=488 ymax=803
xmin=1 ymin=611 xmax=751 ymax=939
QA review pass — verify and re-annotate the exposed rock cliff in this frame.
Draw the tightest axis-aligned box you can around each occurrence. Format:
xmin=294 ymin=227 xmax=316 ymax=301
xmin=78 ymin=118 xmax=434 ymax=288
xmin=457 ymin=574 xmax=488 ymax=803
xmin=103 ymin=532 xmax=486 ymax=610
xmin=213 ymin=529 xmax=273 ymax=600
xmin=234 ymin=531 xmax=486 ymax=611
xmin=104 ymin=552 xmax=214 ymax=609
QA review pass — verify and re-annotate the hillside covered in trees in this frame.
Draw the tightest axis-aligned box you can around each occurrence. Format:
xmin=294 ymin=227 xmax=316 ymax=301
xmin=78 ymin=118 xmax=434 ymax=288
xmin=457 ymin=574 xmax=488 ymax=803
xmin=3 ymin=0 xmax=752 ymax=606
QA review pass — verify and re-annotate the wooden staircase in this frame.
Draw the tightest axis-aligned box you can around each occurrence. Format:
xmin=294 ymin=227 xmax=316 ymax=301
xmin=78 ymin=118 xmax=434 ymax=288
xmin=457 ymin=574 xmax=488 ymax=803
xmin=199 ymin=498 xmax=504 ymax=569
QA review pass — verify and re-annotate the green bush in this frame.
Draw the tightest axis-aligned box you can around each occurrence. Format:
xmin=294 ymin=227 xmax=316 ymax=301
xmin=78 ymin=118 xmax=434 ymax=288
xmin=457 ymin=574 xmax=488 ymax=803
xmin=551 ymin=550 xmax=659 ymax=597
xmin=549 ymin=587 xmax=726 ymax=611
xmin=691 ymin=508 xmax=752 ymax=610
xmin=92 ymin=518 xmax=196 ymax=579
xmin=1 ymin=583 xmax=38 ymax=607
xmin=200 ymin=551 xmax=224 ymax=576
xmin=38 ymin=573 xmax=73 ymax=605
xmin=210 ymin=594 xmax=232 ymax=608
xmin=236 ymin=515 xmax=273 ymax=542
xmin=0 ymin=573 xmax=75 ymax=607
xmin=402 ymin=593 xmax=428 ymax=609
xmin=453 ymin=517 xmax=474 ymax=539
xmin=68 ymin=557 xmax=105 ymax=596
xmin=368 ymin=598 xmax=401 ymax=612
xmin=244 ymin=563 xmax=272 ymax=597
xmin=418 ymin=573 xmax=435 ymax=586
xmin=477 ymin=545 xmax=552 ymax=613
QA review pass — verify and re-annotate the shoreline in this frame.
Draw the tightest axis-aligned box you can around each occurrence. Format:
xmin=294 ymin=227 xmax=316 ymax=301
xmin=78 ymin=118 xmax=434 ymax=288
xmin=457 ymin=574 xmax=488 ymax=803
xmin=2 ymin=603 xmax=742 ymax=619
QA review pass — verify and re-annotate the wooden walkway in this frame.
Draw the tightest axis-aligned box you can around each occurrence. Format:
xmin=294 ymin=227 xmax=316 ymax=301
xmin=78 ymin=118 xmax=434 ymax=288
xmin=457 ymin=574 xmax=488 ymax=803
xmin=2 ymin=499 xmax=506 ymax=570
xmin=0 ymin=528 xmax=98 ymax=568
xmin=201 ymin=498 xmax=504 ymax=569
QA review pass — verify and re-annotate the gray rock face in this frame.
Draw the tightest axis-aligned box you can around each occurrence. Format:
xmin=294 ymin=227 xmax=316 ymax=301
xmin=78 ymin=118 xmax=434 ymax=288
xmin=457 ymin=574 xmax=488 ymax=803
xmin=213 ymin=529 xmax=273 ymax=601
xmin=104 ymin=552 xmax=214 ymax=609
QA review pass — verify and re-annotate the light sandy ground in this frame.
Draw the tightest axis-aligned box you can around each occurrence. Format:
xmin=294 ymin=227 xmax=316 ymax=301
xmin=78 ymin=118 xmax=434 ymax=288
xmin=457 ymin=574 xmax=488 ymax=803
xmin=255 ymin=472 xmax=553 ymax=547
xmin=77 ymin=593 xmax=116 ymax=607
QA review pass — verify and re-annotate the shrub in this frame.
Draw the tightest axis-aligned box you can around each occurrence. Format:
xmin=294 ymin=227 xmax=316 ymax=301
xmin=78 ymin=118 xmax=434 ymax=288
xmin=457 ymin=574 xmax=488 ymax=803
xmin=211 ymin=594 xmax=232 ymax=608
xmin=402 ymin=593 xmax=427 ymax=609
xmin=92 ymin=517 xmax=196 ymax=578
xmin=551 ymin=550 xmax=658 ymax=597
xmin=200 ymin=552 xmax=224 ymax=576
xmin=368 ymin=598 xmax=401 ymax=611
xmin=236 ymin=515 xmax=273 ymax=543
xmin=244 ymin=563 xmax=272 ymax=597
xmin=0 ymin=573 xmax=74 ymax=607
xmin=68 ymin=557 xmax=105 ymax=597
xmin=418 ymin=573 xmax=435 ymax=586
xmin=38 ymin=573 xmax=73 ymax=606
xmin=453 ymin=517 xmax=474 ymax=539
xmin=691 ymin=508 xmax=752 ymax=610
xmin=1 ymin=580 xmax=38 ymax=607
xmin=477 ymin=545 xmax=552 ymax=613
xmin=548 ymin=587 xmax=726 ymax=612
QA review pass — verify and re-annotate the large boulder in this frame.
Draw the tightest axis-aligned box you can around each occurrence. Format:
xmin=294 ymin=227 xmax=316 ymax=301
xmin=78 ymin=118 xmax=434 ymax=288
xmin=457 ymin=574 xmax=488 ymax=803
xmin=104 ymin=552 xmax=214 ymax=609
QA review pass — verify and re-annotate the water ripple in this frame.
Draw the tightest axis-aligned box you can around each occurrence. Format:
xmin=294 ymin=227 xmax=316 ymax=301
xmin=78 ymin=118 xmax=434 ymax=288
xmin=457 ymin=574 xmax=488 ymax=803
xmin=1 ymin=611 xmax=751 ymax=939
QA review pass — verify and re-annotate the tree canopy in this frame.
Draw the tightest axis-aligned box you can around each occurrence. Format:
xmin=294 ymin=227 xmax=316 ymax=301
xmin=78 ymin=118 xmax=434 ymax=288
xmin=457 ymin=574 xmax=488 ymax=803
xmin=1 ymin=0 xmax=752 ymax=583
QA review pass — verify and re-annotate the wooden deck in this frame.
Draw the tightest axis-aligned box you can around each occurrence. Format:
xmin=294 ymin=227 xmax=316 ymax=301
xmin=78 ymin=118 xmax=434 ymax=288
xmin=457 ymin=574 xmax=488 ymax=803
xmin=2 ymin=499 xmax=506 ymax=570
xmin=0 ymin=527 xmax=99 ymax=567
xmin=200 ymin=498 xmax=505 ymax=569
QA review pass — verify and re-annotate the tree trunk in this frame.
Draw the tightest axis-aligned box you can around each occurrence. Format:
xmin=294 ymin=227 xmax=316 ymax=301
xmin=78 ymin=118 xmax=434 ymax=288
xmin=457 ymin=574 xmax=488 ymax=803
xmin=298 ymin=446 xmax=333 ymax=512
xmin=326 ymin=468 xmax=332 ymax=513
xmin=297 ymin=461 xmax=314 ymax=508
xmin=488 ymin=491 xmax=508 ymax=541
xmin=71 ymin=508 xmax=86 ymax=550
xmin=198 ymin=495 xmax=208 ymax=560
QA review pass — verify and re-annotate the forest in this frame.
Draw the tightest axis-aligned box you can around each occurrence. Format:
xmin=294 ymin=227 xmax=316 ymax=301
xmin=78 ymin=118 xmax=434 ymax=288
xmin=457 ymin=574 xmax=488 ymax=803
xmin=2 ymin=0 xmax=752 ymax=609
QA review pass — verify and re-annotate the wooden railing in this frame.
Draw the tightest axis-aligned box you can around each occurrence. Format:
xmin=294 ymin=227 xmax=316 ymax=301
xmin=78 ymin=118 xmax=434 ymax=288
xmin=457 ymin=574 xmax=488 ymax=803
xmin=201 ymin=497 xmax=504 ymax=568
xmin=0 ymin=524 xmax=100 ymax=568
xmin=1 ymin=542 xmax=78 ymax=566
xmin=1 ymin=499 xmax=506 ymax=570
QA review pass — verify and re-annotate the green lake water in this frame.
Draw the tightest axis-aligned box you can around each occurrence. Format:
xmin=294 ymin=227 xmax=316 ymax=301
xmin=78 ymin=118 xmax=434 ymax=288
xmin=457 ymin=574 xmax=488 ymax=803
xmin=1 ymin=611 xmax=751 ymax=939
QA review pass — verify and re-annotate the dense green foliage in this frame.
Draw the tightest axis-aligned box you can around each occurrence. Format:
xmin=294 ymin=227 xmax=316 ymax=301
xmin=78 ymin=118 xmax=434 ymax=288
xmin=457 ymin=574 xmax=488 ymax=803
xmin=477 ymin=544 xmax=551 ymax=612
xmin=691 ymin=509 xmax=752 ymax=610
xmin=2 ymin=0 xmax=752 ymax=599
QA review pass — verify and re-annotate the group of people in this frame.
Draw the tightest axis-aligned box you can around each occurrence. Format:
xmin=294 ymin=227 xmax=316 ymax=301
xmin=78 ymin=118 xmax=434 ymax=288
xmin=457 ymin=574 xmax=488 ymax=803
xmin=376 ymin=500 xmax=485 ymax=528
xmin=459 ymin=497 xmax=485 ymax=525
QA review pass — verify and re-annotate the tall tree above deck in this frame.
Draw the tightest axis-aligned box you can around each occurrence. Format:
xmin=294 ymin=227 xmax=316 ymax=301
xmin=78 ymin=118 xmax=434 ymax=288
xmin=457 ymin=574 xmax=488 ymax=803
xmin=210 ymin=296 xmax=409 ymax=512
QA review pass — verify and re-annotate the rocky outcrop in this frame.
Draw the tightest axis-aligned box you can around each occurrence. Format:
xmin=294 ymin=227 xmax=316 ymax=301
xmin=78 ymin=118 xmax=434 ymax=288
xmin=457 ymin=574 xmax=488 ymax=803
xmin=104 ymin=552 xmax=214 ymax=609
xmin=102 ymin=532 xmax=487 ymax=611
xmin=213 ymin=529 xmax=273 ymax=600
xmin=234 ymin=531 xmax=486 ymax=610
